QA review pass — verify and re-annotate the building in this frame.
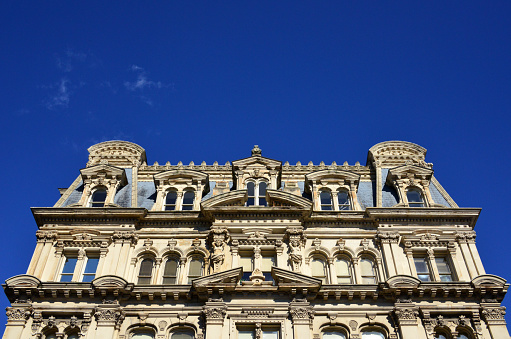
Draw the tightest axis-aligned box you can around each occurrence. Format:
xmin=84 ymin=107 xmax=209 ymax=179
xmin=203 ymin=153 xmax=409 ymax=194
xmin=2 ymin=140 xmax=509 ymax=339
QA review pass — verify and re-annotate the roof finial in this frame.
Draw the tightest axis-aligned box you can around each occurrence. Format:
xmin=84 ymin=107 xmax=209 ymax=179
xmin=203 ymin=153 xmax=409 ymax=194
xmin=251 ymin=145 xmax=262 ymax=156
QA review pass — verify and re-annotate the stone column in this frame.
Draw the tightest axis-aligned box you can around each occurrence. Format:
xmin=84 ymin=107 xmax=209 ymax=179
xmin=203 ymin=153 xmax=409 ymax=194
xmin=42 ymin=241 xmax=64 ymax=282
xmin=3 ymin=306 xmax=32 ymax=339
xmin=467 ymin=239 xmax=485 ymax=275
xmin=352 ymin=257 xmax=362 ymax=284
xmin=93 ymin=307 xmax=125 ymax=339
xmin=331 ymin=191 xmax=339 ymax=211
xmin=95 ymin=241 xmax=109 ymax=277
xmin=377 ymin=232 xmax=398 ymax=278
xmin=328 ymin=258 xmax=337 ymax=284
xmin=427 ymin=249 xmax=440 ymax=281
xmin=289 ymin=302 xmax=314 ymax=339
xmin=112 ymin=231 xmax=138 ymax=278
xmin=456 ymin=232 xmax=478 ymax=279
xmin=203 ymin=302 xmax=227 ymax=339
xmin=178 ymin=257 xmax=188 ymax=284
xmin=482 ymin=307 xmax=510 ymax=339
xmin=394 ymin=306 xmax=419 ymax=338
xmin=32 ymin=231 xmax=57 ymax=279
xmin=375 ymin=167 xmax=382 ymax=207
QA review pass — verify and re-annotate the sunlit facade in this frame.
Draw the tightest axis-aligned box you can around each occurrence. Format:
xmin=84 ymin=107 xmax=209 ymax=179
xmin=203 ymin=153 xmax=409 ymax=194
xmin=2 ymin=140 xmax=509 ymax=339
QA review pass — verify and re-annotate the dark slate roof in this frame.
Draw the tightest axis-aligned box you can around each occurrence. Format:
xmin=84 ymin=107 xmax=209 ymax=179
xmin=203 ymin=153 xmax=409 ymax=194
xmin=62 ymin=181 xmax=83 ymax=207
xmin=137 ymin=181 xmax=156 ymax=209
xmin=430 ymin=181 xmax=451 ymax=207
xmin=357 ymin=181 xmax=375 ymax=208
xmin=381 ymin=168 xmax=399 ymax=207
xmin=114 ymin=168 xmax=132 ymax=207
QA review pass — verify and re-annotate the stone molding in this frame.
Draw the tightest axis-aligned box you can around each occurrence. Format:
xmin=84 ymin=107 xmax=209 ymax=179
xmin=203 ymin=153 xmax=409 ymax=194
xmin=203 ymin=304 xmax=227 ymax=325
xmin=394 ymin=307 xmax=419 ymax=325
xmin=112 ymin=231 xmax=139 ymax=245
xmin=482 ymin=307 xmax=507 ymax=325
xmin=94 ymin=307 xmax=125 ymax=329
xmin=6 ymin=306 xmax=32 ymax=323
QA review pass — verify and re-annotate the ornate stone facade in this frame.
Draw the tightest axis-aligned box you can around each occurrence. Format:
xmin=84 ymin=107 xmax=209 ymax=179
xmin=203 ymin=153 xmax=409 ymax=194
xmin=2 ymin=140 xmax=509 ymax=339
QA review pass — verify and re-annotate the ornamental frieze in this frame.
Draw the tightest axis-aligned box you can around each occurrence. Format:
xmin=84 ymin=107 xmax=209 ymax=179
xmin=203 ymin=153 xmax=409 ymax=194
xmin=482 ymin=307 xmax=506 ymax=323
xmin=289 ymin=307 xmax=314 ymax=321
xmin=6 ymin=307 xmax=32 ymax=322
xmin=111 ymin=231 xmax=139 ymax=245
xmin=36 ymin=231 xmax=57 ymax=242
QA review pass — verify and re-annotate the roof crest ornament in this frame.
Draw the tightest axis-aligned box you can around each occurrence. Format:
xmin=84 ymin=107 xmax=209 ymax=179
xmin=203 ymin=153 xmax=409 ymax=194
xmin=251 ymin=145 xmax=262 ymax=157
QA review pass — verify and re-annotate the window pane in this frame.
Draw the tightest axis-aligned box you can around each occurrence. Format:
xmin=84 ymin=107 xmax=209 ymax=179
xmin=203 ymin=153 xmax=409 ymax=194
xmin=62 ymin=257 xmax=77 ymax=273
xmin=239 ymin=331 xmax=255 ymax=339
xmin=182 ymin=191 xmax=195 ymax=210
xmin=258 ymin=182 xmax=268 ymax=206
xmin=435 ymin=334 xmax=447 ymax=339
xmin=84 ymin=257 xmax=99 ymax=273
xmin=320 ymin=191 xmax=332 ymax=210
xmin=165 ymin=191 xmax=177 ymax=210
xmin=414 ymin=257 xmax=431 ymax=282
xmin=139 ymin=259 xmax=154 ymax=275
xmin=262 ymin=330 xmax=279 ymax=339
xmin=247 ymin=182 xmax=255 ymax=196
xmin=188 ymin=258 xmax=203 ymax=283
xmin=312 ymin=258 xmax=326 ymax=280
xmin=360 ymin=258 xmax=376 ymax=283
xmin=435 ymin=258 xmax=451 ymax=274
xmin=335 ymin=258 xmax=349 ymax=275
xmin=362 ymin=332 xmax=384 ymax=339
xmin=407 ymin=189 xmax=424 ymax=207
xmin=458 ymin=335 xmax=469 ymax=339
xmin=337 ymin=191 xmax=350 ymax=210
xmin=91 ymin=189 xmax=107 ymax=207
xmin=68 ymin=335 xmax=79 ymax=339
xmin=323 ymin=332 xmax=346 ymax=339
xmin=164 ymin=259 xmax=178 ymax=276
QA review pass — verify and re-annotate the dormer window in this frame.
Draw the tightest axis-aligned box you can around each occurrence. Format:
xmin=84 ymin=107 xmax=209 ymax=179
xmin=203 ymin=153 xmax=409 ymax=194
xmin=407 ymin=188 xmax=424 ymax=207
xmin=182 ymin=191 xmax=195 ymax=210
xmin=320 ymin=190 xmax=333 ymax=210
xmin=164 ymin=190 xmax=178 ymax=210
xmin=337 ymin=190 xmax=351 ymax=210
xmin=90 ymin=187 xmax=107 ymax=207
xmin=246 ymin=180 xmax=267 ymax=206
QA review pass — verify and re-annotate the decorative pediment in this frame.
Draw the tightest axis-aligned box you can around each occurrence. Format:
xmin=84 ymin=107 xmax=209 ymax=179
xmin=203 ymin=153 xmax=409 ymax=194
xmin=386 ymin=275 xmax=421 ymax=289
xmin=91 ymin=275 xmax=129 ymax=289
xmin=367 ymin=140 xmax=430 ymax=168
xmin=387 ymin=165 xmax=434 ymax=182
xmin=153 ymin=169 xmax=209 ymax=187
xmin=193 ymin=267 xmax=242 ymax=289
xmin=306 ymin=169 xmax=361 ymax=183
xmin=265 ymin=189 xmax=313 ymax=209
xmin=471 ymin=274 xmax=507 ymax=288
xmin=5 ymin=274 xmax=41 ymax=288
xmin=201 ymin=190 xmax=247 ymax=208
xmin=271 ymin=267 xmax=322 ymax=287
xmin=231 ymin=155 xmax=282 ymax=170
xmin=87 ymin=140 xmax=147 ymax=167
xmin=80 ymin=164 xmax=128 ymax=187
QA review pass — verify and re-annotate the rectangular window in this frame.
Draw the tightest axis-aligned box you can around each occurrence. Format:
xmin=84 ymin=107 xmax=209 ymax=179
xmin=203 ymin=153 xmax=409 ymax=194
xmin=414 ymin=257 xmax=431 ymax=282
xmin=60 ymin=256 xmax=77 ymax=282
xmin=261 ymin=254 xmax=275 ymax=282
xmin=82 ymin=256 xmax=99 ymax=282
xmin=240 ymin=253 xmax=253 ymax=282
xmin=435 ymin=257 xmax=453 ymax=282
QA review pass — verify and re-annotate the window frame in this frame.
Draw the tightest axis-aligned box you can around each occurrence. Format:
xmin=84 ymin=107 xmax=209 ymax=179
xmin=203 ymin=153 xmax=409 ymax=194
xmin=164 ymin=189 xmax=178 ymax=211
xmin=187 ymin=255 xmax=204 ymax=284
xmin=334 ymin=255 xmax=353 ymax=284
xmin=359 ymin=256 xmax=378 ymax=284
xmin=414 ymin=256 xmax=432 ymax=282
xmin=137 ymin=257 xmax=155 ymax=285
xmin=245 ymin=179 xmax=269 ymax=207
xmin=162 ymin=256 xmax=180 ymax=284
xmin=311 ymin=255 xmax=328 ymax=283
xmin=181 ymin=190 xmax=195 ymax=211
xmin=406 ymin=187 xmax=425 ymax=208
xmin=89 ymin=186 xmax=108 ymax=207
xmin=130 ymin=327 xmax=157 ymax=339
xmin=319 ymin=189 xmax=333 ymax=211
xmin=336 ymin=189 xmax=351 ymax=211
xmin=59 ymin=250 xmax=100 ymax=283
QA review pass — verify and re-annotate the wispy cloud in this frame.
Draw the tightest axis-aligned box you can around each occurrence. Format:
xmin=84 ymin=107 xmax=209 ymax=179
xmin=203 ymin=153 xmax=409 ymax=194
xmin=55 ymin=49 xmax=101 ymax=72
xmin=45 ymin=78 xmax=70 ymax=109
xmin=124 ymin=65 xmax=170 ymax=91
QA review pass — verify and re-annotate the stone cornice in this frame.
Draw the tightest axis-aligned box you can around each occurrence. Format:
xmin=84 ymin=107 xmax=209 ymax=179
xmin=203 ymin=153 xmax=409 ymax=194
xmin=365 ymin=208 xmax=481 ymax=228
xmin=31 ymin=208 xmax=147 ymax=227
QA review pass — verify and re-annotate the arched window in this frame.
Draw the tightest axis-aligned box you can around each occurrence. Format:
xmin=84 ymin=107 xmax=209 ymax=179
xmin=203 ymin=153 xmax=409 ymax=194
xmin=171 ymin=329 xmax=195 ymax=339
xmin=360 ymin=257 xmax=377 ymax=284
xmin=361 ymin=331 xmax=385 ymax=339
xmin=311 ymin=257 xmax=327 ymax=283
xmin=434 ymin=332 xmax=448 ymax=339
xmin=165 ymin=190 xmax=178 ymax=210
xmin=182 ymin=191 xmax=195 ymax=210
xmin=407 ymin=188 xmax=424 ymax=207
xmin=132 ymin=329 xmax=156 ymax=339
xmin=323 ymin=331 xmax=346 ymax=339
xmin=163 ymin=257 xmax=179 ymax=284
xmin=335 ymin=257 xmax=352 ymax=283
xmin=187 ymin=257 xmax=204 ymax=284
xmin=337 ymin=190 xmax=351 ymax=210
xmin=137 ymin=258 xmax=154 ymax=284
xmin=457 ymin=332 xmax=471 ymax=339
xmin=246 ymin=181 xmax=268 ymax=206
xmin=320 ymin=190 xmax=333 ymax=210
xmin=90 ymin=187 xmax=107 ymax=207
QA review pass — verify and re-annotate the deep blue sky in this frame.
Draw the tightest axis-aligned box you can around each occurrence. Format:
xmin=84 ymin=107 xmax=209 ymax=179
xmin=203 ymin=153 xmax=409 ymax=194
xmin=1 ymin=1 xmax=510 ymax=330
